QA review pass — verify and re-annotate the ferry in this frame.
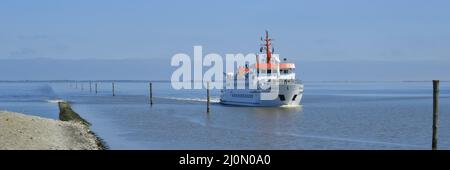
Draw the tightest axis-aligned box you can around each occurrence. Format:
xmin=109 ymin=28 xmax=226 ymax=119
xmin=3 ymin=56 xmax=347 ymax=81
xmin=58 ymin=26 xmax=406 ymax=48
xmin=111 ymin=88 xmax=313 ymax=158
xmin=220 ymin=31 xmax=304 ymax=107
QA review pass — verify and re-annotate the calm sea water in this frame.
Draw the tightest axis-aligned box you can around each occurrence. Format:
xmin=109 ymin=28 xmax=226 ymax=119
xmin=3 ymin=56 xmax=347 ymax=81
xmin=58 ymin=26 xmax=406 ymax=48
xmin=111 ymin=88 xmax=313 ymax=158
xmin=1 ymin=81 xmax=449 ymax=149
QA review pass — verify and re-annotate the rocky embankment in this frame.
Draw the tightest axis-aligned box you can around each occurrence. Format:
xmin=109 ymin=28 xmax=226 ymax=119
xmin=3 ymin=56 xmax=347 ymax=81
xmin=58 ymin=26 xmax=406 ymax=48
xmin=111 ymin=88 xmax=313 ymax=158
xmin=0 ymin=102 xmax=106 ymax=150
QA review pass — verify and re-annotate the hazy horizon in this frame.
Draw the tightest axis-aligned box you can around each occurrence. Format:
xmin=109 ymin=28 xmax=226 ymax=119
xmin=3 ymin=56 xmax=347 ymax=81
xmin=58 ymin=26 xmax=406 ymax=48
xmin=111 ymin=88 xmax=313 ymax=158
xmin=1 ymin=0 xmax=449 ymax=81
xmin=0 ymin=58 xmax=448 ymax=81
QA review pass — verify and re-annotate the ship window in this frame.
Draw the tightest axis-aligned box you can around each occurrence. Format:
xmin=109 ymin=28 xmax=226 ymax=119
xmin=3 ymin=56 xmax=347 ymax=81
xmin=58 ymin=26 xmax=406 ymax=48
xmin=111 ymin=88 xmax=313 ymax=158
xmin=267 ymin=69 xmax=271 ymax=74
xmin=231 ymin=94 xmax=253 ymax=98
xmin=280 ymin=69 xmax=289 ymax=74
xmin=292 ymin=94 xmax=298 ymax=101
xmin=278 ymin=95 xmax=285 ymax=101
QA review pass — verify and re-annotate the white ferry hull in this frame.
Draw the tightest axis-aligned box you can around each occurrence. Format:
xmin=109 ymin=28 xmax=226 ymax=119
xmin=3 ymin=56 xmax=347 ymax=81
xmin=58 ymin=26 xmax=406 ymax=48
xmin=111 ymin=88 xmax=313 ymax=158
xmin=220 ymin=84 xmax=303 ymax=107
xmin=219 ymin=31 xmax=304 ymax=107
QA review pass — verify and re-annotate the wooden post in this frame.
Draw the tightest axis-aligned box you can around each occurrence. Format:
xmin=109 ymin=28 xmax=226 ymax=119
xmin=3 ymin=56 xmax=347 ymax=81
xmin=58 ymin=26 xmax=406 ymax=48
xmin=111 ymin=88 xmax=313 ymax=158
xmin=149 ymin=82 xmax=153 ymax=105
xmin=207 ymin=82 xmax=210 ymax=113
xmin=89 ymin=81 xmax=92 ymax=93
xmin=95 ymin=83 xmax=98 ymax=94
xmin=81 ymin=82 xmax=84 ymax=91
xmin=432 ymin=80 xmax=439 ymax=150
xmin=112 ymin=81 xmax=115 ymax=96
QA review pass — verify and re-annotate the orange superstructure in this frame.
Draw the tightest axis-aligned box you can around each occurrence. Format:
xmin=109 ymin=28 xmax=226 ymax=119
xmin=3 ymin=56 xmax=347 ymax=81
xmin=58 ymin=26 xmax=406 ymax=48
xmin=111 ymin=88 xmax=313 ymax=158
xmin=255 ymin=63 xmax=295 ymax=69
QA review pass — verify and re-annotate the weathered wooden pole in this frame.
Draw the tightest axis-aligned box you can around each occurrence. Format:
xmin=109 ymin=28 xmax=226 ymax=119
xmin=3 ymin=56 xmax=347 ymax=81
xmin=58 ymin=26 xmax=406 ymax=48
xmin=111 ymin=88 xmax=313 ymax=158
xmin=112 ymin=81 xmax=115 ymax=96
xmin=149 ymin=82 xmax=153 ymax=105
xmin=95 ymin=83 xmax=98 ymax=94
xmin=432 ymin=80 xmax=439 ymax=150
xmin=207 ymin=81 xmax=210 ymax=113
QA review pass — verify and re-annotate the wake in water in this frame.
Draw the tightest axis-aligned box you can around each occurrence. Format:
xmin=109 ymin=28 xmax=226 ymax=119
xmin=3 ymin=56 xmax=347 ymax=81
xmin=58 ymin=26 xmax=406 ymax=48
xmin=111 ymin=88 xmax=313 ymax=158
xmin=47 ymin=99 xmax=66 ymax=103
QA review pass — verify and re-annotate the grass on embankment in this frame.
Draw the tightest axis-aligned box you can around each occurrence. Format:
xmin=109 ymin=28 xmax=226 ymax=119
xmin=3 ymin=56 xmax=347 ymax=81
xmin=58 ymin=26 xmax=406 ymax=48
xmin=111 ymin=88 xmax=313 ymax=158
xmin=58 ymin=102 xmax=91 ymax=126
xmin=58 ymin=101 xmax=108 ymax=150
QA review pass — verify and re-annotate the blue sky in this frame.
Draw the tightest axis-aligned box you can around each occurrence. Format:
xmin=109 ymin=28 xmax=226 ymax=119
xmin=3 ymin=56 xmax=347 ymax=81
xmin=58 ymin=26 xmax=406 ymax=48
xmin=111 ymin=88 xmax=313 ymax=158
xmin=0 ymin=0 xmax=449 ymax=80
xmin=1 ymin=0 xmax=449 ymax=60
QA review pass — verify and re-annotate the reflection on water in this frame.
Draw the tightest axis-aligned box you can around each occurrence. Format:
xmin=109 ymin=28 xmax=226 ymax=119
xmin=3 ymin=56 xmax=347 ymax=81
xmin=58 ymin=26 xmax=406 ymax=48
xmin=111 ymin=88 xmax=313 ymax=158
xmin=0 ymin=81 xmax=449 ymax=149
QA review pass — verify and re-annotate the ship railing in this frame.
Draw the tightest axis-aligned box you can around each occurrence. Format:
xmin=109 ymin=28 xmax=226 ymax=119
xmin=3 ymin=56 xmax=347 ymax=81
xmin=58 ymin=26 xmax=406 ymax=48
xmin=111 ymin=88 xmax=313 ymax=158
xmin=278 ymin=79 xmax=302 ymax=85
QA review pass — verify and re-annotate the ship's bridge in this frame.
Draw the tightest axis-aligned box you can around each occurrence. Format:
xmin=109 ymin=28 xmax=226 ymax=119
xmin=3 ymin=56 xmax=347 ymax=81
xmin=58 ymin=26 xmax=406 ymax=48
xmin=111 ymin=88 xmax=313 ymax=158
xmin=279 ymin=59 xmax=296 ymax=80
xmin=253 ymin=54 xmax=296 ymax=80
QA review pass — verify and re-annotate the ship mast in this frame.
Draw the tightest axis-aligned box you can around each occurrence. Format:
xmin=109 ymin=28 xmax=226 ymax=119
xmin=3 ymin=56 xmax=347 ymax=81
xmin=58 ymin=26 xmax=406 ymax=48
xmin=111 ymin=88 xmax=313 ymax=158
xmin=264 ymin=30 xmax=272 ymax=64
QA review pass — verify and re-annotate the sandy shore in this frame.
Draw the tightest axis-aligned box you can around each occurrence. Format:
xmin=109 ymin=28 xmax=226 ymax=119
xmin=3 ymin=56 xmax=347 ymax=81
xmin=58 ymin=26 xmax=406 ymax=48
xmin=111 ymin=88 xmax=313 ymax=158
xmin=0 ymin=111 xmax=102 ymax=150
